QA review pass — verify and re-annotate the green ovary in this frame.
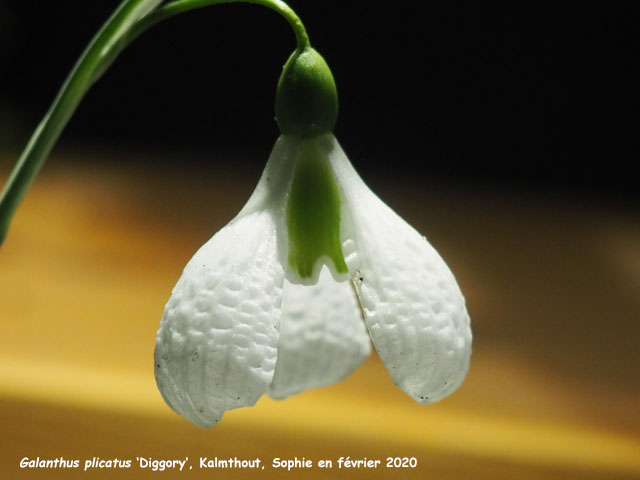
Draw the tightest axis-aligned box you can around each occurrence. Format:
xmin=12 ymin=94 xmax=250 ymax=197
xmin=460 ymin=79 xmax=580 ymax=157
xmin=286 ymin=138 xmax=348 ymax=279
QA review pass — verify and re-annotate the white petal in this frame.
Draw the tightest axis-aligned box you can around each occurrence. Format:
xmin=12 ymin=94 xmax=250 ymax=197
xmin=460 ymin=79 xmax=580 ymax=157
xmin=268 ymin=266 xmax=371 ymax=400
xmin=322 ymin=135 xmax=472 ymax=404
xmin=154 ymin=136 xmax=300 ymax=427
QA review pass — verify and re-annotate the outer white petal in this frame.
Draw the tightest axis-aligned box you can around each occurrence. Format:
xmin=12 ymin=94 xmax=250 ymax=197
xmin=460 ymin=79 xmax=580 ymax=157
xmin=154 ymin=136 xmax=300 ymax=427
xmin=268 ymin=266 xmax=371 ymax=400
xmin=321 ymin=134 xmax=472 ymax=404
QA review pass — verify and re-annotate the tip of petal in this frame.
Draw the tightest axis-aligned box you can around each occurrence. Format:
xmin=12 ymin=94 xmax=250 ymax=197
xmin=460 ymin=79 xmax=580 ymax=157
xmin=396 ymin=340 xmax=472 ymax=405
xmin=401 ymin=373 xmax=469 ymax=405
xmin=285 ymin=255 xmax=350 ymax=286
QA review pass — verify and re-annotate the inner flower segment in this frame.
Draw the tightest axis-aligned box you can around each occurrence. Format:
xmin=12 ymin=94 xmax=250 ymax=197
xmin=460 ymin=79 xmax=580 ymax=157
xmin=286 ymin=138 xmax=348 ymax=281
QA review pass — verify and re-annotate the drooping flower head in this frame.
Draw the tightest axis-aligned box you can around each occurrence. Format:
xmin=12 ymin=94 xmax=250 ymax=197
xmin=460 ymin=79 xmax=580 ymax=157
xmin=154 ymin=46 xmax=472 ymax=427
xmin=0 ymin=0 xmax=469 ymax=430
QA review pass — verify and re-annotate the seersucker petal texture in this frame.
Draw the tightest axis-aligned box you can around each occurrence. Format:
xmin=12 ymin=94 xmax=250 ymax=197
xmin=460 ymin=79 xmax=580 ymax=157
xmin=321 ymin=134 xmax=472 ymax=404
xmin=154 ymin=136 xmax=300 ymax=427
xmin=154 ymin=133 xmax=471 ymax=427
xmin=268 ymin=266 xmax=371 ymax=400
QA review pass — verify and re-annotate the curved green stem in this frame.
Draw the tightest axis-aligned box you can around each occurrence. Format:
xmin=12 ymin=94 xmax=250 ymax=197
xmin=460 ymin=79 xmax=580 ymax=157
xmin=0 ymin=0 xmax=308 ymax=245
xmin=129 ymin=0 xmax=309 ymax=52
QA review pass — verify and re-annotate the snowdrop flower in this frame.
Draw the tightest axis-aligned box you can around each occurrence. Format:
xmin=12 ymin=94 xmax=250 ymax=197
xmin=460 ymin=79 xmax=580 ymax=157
xmin=154 ymin=47 xmax=472 ymax=427
xmin=0 ymin=0 xmax=470 ymax=429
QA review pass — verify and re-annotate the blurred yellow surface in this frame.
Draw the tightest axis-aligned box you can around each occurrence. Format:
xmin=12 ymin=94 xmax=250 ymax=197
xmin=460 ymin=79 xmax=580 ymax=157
xmin=1 ymin=153 xmax=639 ymax=479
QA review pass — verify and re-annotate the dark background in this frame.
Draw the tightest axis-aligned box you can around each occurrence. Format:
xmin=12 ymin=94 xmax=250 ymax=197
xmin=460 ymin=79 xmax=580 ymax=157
xmin=0 ymin=2 xmax=637 ymax=202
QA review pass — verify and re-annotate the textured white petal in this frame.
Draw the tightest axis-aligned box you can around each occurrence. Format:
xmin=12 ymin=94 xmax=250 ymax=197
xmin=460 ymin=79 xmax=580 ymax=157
xmin=321 ymin=134 xmax=472 ymax=404
xmin=154 ymin=136 xmax=300 ymax=427
xmin=268 ymin=266 xmax=371 ymax=399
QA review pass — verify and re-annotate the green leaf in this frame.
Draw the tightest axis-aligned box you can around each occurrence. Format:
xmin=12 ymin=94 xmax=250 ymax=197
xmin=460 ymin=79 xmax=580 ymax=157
xmin=0 ymin=0 xmax=161 ymax=245
xmin=0 ymin=0 xmax=310 ymax=246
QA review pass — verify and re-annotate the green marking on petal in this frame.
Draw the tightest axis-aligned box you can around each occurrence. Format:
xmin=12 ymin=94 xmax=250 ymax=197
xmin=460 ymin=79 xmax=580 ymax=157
xmin=286 ymin=138 xmax=348 ymax=279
